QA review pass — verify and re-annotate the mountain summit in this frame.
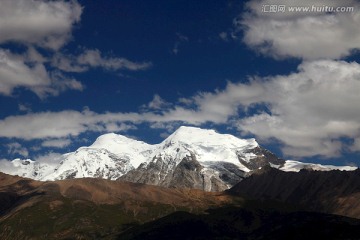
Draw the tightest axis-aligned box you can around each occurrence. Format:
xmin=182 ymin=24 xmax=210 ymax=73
xmin=0 ymin=126 xmax=356 ymax=191
xmin=121 ymin=126 xmax=283 ymax=191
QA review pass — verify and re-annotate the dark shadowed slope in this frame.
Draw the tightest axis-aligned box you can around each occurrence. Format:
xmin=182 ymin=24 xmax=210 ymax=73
xmin=117 ymin=206 xmax=360 ymax=240
xmin=229 ymin=166 xmax=360 ymax=218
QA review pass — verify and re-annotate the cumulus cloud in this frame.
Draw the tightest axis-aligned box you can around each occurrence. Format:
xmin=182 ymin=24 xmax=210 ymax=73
xmin=239 ymin=0 xmax=360 ymax=59
xmin=0 ymin=1 xmax=85 ymax=98
xmin=0 ymin=0 xmax=82 ymax=50
xmin=52 ymin=49 xmax=152 ymax=72
xmin=236 ymin=60 xmax=360 ymax=157
xmin=0 ymin=109 xmax=143 ymax=140
xmin=0 ymin=47 xmax=148 ymax=97
xmin=2 ymin=60 xmax=360 ymax=158
xmin=51 ymin=53 xmax=87 ymax=73
xmin=165 ymin=60 xmax=360 ymax=157
xmin=146 ymin=94 xmax=172 ymax=110
xmin=0 ymin=110 xmax=98 ymax=140
xmin=0 ymin=106 xmax=222 ymax=141
xmin=350 ymin=138 xmax=360 ymax=152
xmin=6 ymin=142 xmax=29 ymax=157
xmin=103 ymin=122 xmax=137 ymax=133
xmin=41 ymin=138 xmax=71 ymax=148
xmin=18 ymin=104 xmax=31 ymax=112
xmin=0 ymin=1 xmax=152 ymax=99
xmin=0 ymin=49 xmax=83 ymax=97
xmin=34 ymin=152 xmax=63 ymax=166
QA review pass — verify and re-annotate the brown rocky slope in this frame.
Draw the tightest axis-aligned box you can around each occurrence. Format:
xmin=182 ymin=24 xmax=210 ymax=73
xmin=0 ymin=172 xmax=235 ymax=239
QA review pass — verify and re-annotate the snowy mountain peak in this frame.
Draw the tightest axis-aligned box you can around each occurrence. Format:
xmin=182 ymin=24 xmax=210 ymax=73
xmin=93 ymin=132 xmax=124 ymax=141
xmin=164 ymin=126 xmax=258 ymax=149
xmin=89 ymin=132 xmax=154 ymax=168
xmin=91 ymin=132 xmax=151 ymax=150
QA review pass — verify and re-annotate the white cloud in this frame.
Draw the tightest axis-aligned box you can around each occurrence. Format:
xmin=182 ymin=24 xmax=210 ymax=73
xmin=0 ymin=109 xmax=142 ymax=140
xmin=0 ymin=110 xmax=97 ymax=140
xmin=147 ymin=94 xmax=171 ymax=110
xmin=350 ymin=138 xmax=360 ymax=152
xmin=160 ymin=132 xmax=171 ymax=139
xmin=172 ymin=33 xmax=189 ymax=55
xmin=52 ymin=49 xmax=152 ymax=72
xmin=0 ymin=107 xmax=219 ymax=141
xmin=103 ymin=122 xmax=137 ymax=133
xmin=0 ymin=1 xmax=84 ymax=98
xmin=219 ymin=32 xmax=229 ymax=41
xmin=2 ymin=60 xmax=360 ymax=158
xmin=239 ymin=0 xmax=360 ymax=59
xmin=146 ymin=60 xmax=360 ymax=158
xmin=41 ymin=138 xmax=71 ymax=148
xmin=6 ymin=142 xmax=29 ymax=157
xmin=0 ymin=0 xmax=83 ymax=98
xmin=18 ymin=103 xmax=31 ymax=113
xmin=51 ymin=53 xmax=87 ymax=73
xmin=150 ymin=122 xmax=180 ymax=133
xmin=0 ymin=1 xmax=151 ymax=99
xmin=25 ymin=47 xmax=47 ymax=63
xmin=0 ymin=0 xmax=82 ymax=50
xmin=34 ymin=152 xmax=63 ymax=166
xmin=0 ymin=49 xmax=83 ymax=97
xmin=236 ymin=60 xmax=360 ymax=157
xmin=78 ymin=49 xmax=152 ymax=71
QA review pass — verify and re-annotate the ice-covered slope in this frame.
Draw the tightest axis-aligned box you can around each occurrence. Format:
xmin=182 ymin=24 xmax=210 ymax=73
xmin=90 ymin=133 xmax=154 ymax=168
xmin=149 ymin=126 xmax=260 ymax=172
xmin=42 ymin=134 xmax=154 ymax=180
xmin=46 ymin=134 xmax=155 ymax=181
xmin=120 ymin=126 xmax=285 ymax=191
xmin=0 ymin=158 xmax=59 ymax=180
xmin=0 ymin=133 xmax=154 ymax=181
xmin=158 ymin=126 xmax=259 ymax=168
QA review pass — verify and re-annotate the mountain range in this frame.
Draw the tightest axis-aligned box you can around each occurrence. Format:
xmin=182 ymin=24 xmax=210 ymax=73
xmin=0 ymin=126 xmax=356 ymax=191
xmin=1 ymin=127 xmax=360 ymax=239
xmin=1 ymin=169 xmax=360 ymax=239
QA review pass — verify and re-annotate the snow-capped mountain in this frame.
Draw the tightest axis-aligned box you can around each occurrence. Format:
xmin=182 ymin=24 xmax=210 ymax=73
xmin=0 ymin=158 xmax=59 ymax=180
xmin=121 ymin=126 xmax=285 ymax=191
xmin=45 ymin=133 xmax=154 ymax=181
xmin=0 ymin=133 xmax=154 ymax=181
xmin=0 ymin=126 xmax=357 ymax=191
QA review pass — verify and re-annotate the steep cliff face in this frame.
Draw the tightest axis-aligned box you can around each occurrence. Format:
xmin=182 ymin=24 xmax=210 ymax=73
xmin=121 ymin=153 xmax=240 ymax=192
xmin=237 ymin=146 xmax=285 ymax=170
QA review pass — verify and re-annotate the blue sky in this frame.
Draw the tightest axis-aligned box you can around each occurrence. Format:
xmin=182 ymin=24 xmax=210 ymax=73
xmin=1 ymin=0 xmax=360 ymax=167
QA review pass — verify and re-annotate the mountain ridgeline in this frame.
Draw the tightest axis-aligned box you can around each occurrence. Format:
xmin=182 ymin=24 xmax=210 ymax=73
xmin=229 ymin=166 xmax=360 ymax=219
xmin=0 ymin=127 xmax=360 ymax=239
xmin=2 ymin=170 xmax=360 ymax=239
xmin=0 ymin=126 xmax=356 ymax=191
